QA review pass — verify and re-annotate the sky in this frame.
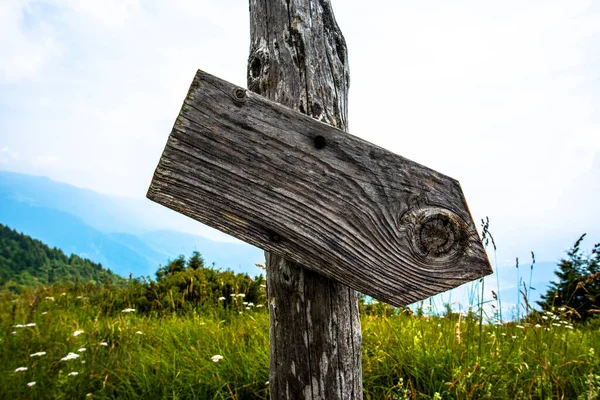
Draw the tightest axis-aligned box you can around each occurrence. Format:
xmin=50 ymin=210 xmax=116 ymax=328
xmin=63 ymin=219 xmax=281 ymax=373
xmin=1 ymin=0 xmax=599 ymax=305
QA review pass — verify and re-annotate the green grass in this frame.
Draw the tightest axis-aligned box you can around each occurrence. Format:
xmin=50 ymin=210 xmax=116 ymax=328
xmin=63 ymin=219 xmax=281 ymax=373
xmin=1 ymin=284 xmax=599 ymax=399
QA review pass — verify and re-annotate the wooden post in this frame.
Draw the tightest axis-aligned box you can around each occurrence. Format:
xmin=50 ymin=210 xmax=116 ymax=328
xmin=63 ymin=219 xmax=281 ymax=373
xmin=248 ymin=1 xmax=362 ymax=398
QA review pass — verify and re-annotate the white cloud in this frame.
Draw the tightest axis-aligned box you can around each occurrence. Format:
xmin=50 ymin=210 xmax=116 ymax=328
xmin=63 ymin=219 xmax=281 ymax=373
xmin=32 ymin=155 xmax=59 ymax=166
xmin=0 ymin=0 xmax=62 ymax=83
xmin=54 ymin=0 xmax=141 ymax=28
xmin=0 ymin=147 xmax=20 ymax=165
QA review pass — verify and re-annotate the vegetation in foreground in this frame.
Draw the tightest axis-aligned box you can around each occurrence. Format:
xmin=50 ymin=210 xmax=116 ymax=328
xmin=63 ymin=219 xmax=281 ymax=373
xmin=1 ymin=226 xmax=599 ymax=399
xmin=1 ymin=282 xmax=599 ymax=398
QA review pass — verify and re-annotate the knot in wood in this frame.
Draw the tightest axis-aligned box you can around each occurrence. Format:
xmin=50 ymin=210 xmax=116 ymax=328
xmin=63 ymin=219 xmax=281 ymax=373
xmin=401 ymin=207 xmax=468 ymax=263
xmin=231 ymin=87 xmax=247 ymax=104
xmin=418 ymin=213 xmax=458 ymax=257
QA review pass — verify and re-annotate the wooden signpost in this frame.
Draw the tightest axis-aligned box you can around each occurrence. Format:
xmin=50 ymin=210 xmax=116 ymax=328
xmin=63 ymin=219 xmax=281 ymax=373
xmin=147 ymin=1 xmax=492 ymax=398
xmin=147 ymin=70 xmax=491 ymax=307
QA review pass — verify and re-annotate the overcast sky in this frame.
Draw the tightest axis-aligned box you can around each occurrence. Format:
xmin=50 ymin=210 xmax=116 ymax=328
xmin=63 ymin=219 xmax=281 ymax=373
xmin=1 ymin=0 xmax=599 ymax=277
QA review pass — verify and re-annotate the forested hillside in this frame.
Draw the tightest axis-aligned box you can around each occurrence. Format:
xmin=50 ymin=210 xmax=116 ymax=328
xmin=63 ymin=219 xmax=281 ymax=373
xmin=0 ymin=224 xmax=123 ymax=291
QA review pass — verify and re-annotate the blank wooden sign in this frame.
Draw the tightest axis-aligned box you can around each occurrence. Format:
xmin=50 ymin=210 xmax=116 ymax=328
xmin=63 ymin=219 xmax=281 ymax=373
xmin=147 ymin=70 xmax=493 ymax=307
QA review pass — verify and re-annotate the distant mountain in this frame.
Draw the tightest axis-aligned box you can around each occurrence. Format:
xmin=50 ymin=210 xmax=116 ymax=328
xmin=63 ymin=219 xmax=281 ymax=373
xmin=0 ymin=223 xmax=123 ymax=291
xmin=0 ymin=198 xmax=165 ymax=276
xmin=0 ymin=170 xmax=264 ymax=277
xmin=0 ymin=170 xmax=149 ymax=234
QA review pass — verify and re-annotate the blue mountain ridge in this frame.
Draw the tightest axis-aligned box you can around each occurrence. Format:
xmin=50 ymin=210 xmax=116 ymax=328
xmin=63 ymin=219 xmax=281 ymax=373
xmin=0 ymin=170 xmax=264 ymax=277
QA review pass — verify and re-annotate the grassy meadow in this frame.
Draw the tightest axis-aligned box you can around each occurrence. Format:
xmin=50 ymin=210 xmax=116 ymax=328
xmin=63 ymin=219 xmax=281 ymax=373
xmin=1 ymin=281 xmax=599 ymax=400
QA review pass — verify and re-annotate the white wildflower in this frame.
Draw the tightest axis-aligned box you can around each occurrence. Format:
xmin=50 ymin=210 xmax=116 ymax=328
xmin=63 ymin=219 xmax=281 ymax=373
xmin=135 ymin=331 xmax=143 ymax=335
xmin=246 ymin=307 xmax=251 ymax=310
xmin=11 ymin=331 xmax=16 ymax=335
xmin=15 ymin=367 xmax=28 ymax=372
xmin=248 ymin=302 xmax=254 ymax=307
xmin=542 ymin=316 xmax=548 ymax=320
xmin=42 ymin=312 xmax=48 ymax=315
xmin=25 ymin=323 xmax=36 ymax=327
xmin=73 ymin=330 xmax=84 ymax=337
xmin=237 ymin=293 xmax=246 ymax=298
xmin=218 ymin=297 xmax=226 ymax=301
xmin=243 ymin=302 xmax=248 ymax=305
xmin=45 ymin=296 xmax=55 ymax=301
xmin=566 ymin=325 xmax=574 ymax=329
xmin=76 ymin=296 xmax=83 ymax=299
xmin=516 ymin=325 xmax=524 ymax=329
xmin=211 ymin=355 xmax=223 ymax=362
xmin=511 ymin=335 xmax=517 ymax=339
xmin=77 ymin=348 xmax=86 ymax=352
xmin=27 ymin=382 xmax=36 ymax=387
xmin=68 ymin=371 xmax=79 ymax=376
xmin=121 ymin=308 xmax=135 ymax=313
xmin=230 ymin=294 xmax=236 ymax=297
xmin=61 ymin=352 xmax=80 ymax=361
xmin=99 ymin=342 xmax=108 ymax=347
xmin=256 ymin=304 xmax=264 ymax=308
xmin=30 ymin=352 xmax=47 ymax=357
xmin=534 ymin=324 xmax=541 ymax=328
xmin=13 ymin=324 xmax=24 ymax=328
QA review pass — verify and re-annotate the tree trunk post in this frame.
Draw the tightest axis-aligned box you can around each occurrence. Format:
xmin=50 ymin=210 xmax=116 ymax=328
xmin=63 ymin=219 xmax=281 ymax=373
xmin=248 ymin=1 xmax=363 ymax=399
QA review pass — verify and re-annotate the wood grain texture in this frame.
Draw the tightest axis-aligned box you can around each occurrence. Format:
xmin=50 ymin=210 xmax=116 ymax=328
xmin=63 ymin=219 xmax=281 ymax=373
xmin=249 ymin=2 xmax=362 ymax=399
xmin=147 ymin=69 xmax=493 ymax=307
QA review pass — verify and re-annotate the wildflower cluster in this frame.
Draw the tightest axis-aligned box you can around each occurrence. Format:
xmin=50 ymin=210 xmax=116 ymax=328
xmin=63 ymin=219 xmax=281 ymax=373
xmin=61 ymin=352 xmax=80 ymax=361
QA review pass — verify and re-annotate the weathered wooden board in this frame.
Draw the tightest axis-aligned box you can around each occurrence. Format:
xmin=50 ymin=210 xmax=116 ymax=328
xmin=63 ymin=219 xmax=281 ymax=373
xmin=147 ymin=69 xmax=493 ymax=307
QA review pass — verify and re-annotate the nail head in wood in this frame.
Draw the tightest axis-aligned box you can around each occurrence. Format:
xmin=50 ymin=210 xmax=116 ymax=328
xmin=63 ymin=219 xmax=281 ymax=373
xmin=313 ymin=135 xmax=326 ymax=149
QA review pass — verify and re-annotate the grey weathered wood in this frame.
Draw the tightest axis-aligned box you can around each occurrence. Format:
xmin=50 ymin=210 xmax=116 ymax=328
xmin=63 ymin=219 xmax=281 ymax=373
xmin=249 ymin=2 xmax=362 ymax=399
xmin=147 ymin=69 xmax=493 ymax=307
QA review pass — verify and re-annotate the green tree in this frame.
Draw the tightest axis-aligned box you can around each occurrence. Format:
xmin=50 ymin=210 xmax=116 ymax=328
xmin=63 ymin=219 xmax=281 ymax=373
xmin=538 ymin=234 xmax=600 ymax=322
xmin=187 ymin=251 xmax=204 ymax=270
